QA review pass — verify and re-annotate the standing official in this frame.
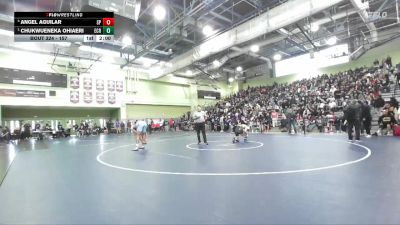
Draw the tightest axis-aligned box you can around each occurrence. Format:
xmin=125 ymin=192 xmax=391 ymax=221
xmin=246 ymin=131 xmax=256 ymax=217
xmin=344 ymin=100 xmax=362 ymax=141
xmin=193 ymin=106 xmax=208 ymax=145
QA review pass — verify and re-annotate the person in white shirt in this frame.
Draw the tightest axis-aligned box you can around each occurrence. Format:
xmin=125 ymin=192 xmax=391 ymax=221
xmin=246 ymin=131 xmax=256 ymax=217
xmin=192 ymin=106 xmax=208 ymax=145
xmin=219 ymin=115 xmax=224 ymax=132
xmin=132 ymin=119 xmax=148 ymax=151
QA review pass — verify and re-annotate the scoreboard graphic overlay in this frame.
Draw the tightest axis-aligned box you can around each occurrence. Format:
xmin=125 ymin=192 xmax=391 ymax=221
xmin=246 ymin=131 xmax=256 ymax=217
xmin=14 ymin=12 xmax=114 ymax=43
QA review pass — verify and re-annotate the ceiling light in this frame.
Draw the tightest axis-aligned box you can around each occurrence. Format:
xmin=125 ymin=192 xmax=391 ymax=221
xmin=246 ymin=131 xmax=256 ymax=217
xmin=186 ymin=70 xmax=193 ymax=76
xmin=310 ymin=23 xmax=319 ymax=32
xmin=153 ymin=5 xmax=166 ymax=21
xmin=149 ymin=66 xmax=162 ymax=74
xmin=122 ymin=35 xmax=132 ymax=46
xmin=213 ymin=60 xmax=221 ymax=67
xmin=236 ymin=66 xmax=243 ymax=72
xmin=250 ymin=45 xmax=260 ymax=53
xmin=143 ymin=61 xmax=151 ymax=68
xmin=202 ymin=25 xmax=214 ymax=36
xmin=327 ymin=36 xmax=337 ymax=45
xmin=0 ymin=28 xmax=13 ymax=37
xmin=273 ymin=53 xmax=282 ymax=61
xmin=14 ymin=42 xmax=40 ymax=51
xmin=228 ymin=77 xmax=234 ymax=83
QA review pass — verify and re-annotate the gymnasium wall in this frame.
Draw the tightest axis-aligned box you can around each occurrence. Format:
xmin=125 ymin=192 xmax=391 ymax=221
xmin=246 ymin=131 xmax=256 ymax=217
xmin=0 ymin=47 xmax=201 ymax=108
xmin=0 ymin=47 xmax=240 ymax=122
xmin=0 ymin=49 xmax=126 ymax=109
xmin=125 ymin=80 xmax=192 ymax=106
xmin=2 ymin=106 xmax=118 ymax=120
xmin=243 ymin=36 xmax=400 ymax=89
xmin=126 ymin=104 xmax=190 ymax=119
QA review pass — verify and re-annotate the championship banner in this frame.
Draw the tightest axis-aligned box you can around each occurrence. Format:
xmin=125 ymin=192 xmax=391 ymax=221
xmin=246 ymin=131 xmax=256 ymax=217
xmin=107 ymin=80 xmax=115 ymax=91
xmin=83 ymin=77 xmax=92 ymax=90
xmin=116 ymin=80 xmax=123 ymax=92
xmin=96 ymin=92 xmax=104 ymax=104
xmin=83 ymin=91 xmax=92 ymax=103
xmin=70 ymin=90 xmax=79 ymax=103
xmin=108 ymin=92 xmax=116 ymax=104
xmin=96 ymin=79 xmax=104 ymax=91
xmin=70 ymin=76 xmax=79 ymax=89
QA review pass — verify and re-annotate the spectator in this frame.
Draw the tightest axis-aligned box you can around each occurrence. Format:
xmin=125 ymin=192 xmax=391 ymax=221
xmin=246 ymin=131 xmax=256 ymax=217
xmin=271 ymin=110 xmax=279 ymax=128
xmin=361 ymin=101 xmax=372 ymax=138
xmin=378 ymin=109 xmax=397 ymax=135
xmin=168 ymin=118 xmax=175 ymax=131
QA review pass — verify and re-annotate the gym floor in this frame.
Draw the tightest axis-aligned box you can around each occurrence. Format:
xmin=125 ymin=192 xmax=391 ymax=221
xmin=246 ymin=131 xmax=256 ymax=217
xmin=0 ymin=132 xmax=399 ymax=224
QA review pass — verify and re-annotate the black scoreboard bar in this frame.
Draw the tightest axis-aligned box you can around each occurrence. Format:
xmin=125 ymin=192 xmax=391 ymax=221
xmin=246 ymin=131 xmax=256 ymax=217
xmin=14 ymin=27 xmax=107 ymax=35
xmin=14 ymin=12 xmax=114 ymax=43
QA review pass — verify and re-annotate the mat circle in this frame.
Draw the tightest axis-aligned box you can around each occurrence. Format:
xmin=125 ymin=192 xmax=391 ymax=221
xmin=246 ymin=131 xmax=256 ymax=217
xmin=96 ymin=137 xmax=372 ymax=176
xmin=186 ymin=140 xmax=264 ymax=151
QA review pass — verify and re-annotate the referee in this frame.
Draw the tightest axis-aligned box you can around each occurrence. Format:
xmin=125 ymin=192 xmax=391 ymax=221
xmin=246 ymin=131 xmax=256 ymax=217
xmin=193 ymin=106 xmax=208 ymax=145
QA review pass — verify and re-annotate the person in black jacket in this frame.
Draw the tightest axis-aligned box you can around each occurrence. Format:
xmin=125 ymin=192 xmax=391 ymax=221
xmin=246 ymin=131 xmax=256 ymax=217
xmin=395 ymin=69 xmax=400 ymax=88
xmin=0 ymin=126 xmax=11 ymax=144
xmin=285 ymin=107 xmax=297 ymax=134
xmin=344 ymin=100 xmax=362 ymax=141
xmin=361 ymin=101 xmax=372 ymax=137
xmin=374 ymin=95 xmax=385 ymax=109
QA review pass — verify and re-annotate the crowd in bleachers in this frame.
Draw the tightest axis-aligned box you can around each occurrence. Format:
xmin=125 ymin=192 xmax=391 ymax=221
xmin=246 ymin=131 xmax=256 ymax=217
xmin=204 ymin=57 xmax=400 ymax=136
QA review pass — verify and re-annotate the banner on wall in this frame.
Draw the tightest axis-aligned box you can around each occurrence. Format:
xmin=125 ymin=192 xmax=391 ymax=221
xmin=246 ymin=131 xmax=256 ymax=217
xmin=0 ymin=89 xmax=45 ymax=98
xmin=83 ymin=77 xmax=92 ymax=90
xmin=108 ymin=92 xmax=116 ymax=104
xmin=116 ymin=81 xmax=123 ymax=92
xmin=70 ymin=76 xmax=79 ymax=89
xmin=96 ymin=79 xmax=104 ymax=91
xmin=83 ymin=91 xmax=92 ymax=103
xmin=107 ymin=80 xmax=115 ymax=91
xmin=96 ymin=92 xmax=104 ymax=104
xmin=70 ymin=90 xmax=79 ymax=103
